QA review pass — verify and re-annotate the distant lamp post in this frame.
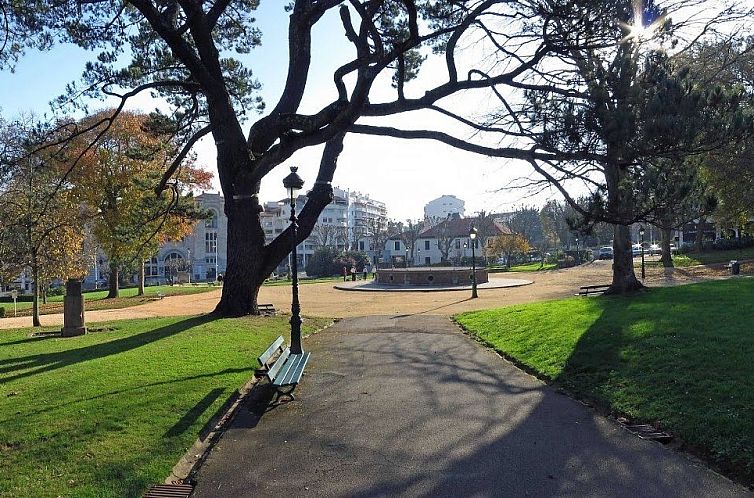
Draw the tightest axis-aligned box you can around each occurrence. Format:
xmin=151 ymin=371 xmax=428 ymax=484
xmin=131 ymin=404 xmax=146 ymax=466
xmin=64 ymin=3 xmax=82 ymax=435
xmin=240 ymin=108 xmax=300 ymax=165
xmin=469 ymin=226 xmax=478 ymax=298
xmin=405 ymin=248 xmax=409 ymax=268
xmin=639 ymin=225 xmax=646 ymax=280
xmin=283 ymin=166 xmax=305 ymax=354
xmin=575 ymin=236 xmax=580 ymax=265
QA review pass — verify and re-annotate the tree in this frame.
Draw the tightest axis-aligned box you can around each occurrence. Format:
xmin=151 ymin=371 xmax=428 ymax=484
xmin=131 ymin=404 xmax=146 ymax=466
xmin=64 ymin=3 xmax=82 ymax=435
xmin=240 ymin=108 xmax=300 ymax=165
xmin=0 ymin=118 xmax=90 ymax=325
xmin=487 ymin=233 xmax=530 ymax=268
xmin=639 ymin=156 xmax=716 ymax=266
xmin=507 ymin=2 xmax=754 ymax=292
xmin=426 ymin=216 xmax=457 ymax=264
xmin=365 ymin=217 xmax=396 ymax=266
xmin=67 ymin=111 xmax=212 ymax=298
xmin=5 ymin=1 xmax=607 ymax=316
xmin=399 ymin=219 xmax=424 ymax=263
xmin=508 ymin=206 xmax=542 ymax=247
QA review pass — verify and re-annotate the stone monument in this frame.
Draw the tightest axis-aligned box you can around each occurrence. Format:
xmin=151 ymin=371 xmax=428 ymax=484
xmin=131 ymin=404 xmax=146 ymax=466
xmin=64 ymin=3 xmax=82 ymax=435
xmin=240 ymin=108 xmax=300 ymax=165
xmin=61 ymin=279 xmax=87 ymax=337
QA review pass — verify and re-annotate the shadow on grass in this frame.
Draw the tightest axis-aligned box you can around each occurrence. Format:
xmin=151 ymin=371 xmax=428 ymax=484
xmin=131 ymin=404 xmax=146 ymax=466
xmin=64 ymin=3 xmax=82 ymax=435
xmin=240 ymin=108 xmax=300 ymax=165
xmin=165 ymin=388 xmax=225 ymax=438
xmin=555 ymin=287 xmax=754 ymax=486
xmin=0 ymin=314 xmax=216 ymax=383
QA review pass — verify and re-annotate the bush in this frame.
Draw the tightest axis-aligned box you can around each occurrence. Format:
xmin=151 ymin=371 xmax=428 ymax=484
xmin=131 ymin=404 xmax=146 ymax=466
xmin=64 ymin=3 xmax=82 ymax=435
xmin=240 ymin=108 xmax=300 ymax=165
xmin=48 ymin=286 xmax=65 ymax=296
xmin=0 ymin=306 xmax=4 ymax=318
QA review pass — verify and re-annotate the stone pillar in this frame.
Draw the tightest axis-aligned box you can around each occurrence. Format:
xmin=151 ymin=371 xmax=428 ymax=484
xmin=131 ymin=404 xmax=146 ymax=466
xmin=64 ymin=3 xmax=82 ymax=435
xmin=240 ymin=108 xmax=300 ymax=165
xmin=61 ymin=279 xmax=87 ymax=337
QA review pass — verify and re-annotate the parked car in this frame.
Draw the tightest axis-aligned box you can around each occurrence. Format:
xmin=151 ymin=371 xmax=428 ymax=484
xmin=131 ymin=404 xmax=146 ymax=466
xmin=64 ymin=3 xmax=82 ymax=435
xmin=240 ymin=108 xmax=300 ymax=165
xmin=598 ymin=246 xmax=614 ymax=260
xmin=631 ymin=244 xmax=642 ymax=256
xmin=649 ymin=243 xmax=661 ymax=255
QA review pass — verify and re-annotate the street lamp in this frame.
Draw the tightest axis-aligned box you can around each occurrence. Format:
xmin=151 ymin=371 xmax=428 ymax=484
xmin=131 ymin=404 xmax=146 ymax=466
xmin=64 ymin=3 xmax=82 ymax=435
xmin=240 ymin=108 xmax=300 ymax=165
xmin=405 ymin=248 xmax=409 ymax=268
xmin=639 ymin=225 xmax=646 ymax=280
xmin=469 ymin=225 xmax=478 ymax=298
xmin=575 ymin=236 xmax=580 ymax=265
xmin=283 ymin=166 xmax=305 ymax=354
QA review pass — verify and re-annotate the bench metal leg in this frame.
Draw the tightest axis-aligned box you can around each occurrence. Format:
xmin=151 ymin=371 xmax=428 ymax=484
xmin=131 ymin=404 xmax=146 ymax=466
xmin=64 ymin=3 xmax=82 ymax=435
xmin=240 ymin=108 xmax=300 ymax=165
xmin=274 ymin=385 xmax=297 ymax=404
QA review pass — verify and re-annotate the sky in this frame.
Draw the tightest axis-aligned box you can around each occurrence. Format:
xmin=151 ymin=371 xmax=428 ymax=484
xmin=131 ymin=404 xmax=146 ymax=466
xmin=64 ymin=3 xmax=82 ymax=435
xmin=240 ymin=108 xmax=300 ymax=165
xmin=0 ymin=3 xmax=568 ymax=220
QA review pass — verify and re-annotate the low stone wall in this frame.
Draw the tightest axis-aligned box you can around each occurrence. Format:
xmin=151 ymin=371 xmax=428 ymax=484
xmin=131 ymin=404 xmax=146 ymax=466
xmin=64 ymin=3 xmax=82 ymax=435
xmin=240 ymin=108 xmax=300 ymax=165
xmin=376 ymin=267 xmax=488 ymax=286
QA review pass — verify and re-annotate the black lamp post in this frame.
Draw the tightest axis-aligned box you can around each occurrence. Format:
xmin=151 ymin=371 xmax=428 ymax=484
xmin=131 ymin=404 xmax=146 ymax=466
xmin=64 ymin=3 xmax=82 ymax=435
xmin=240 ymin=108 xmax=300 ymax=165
xmin=575 ymin=236 xmax=580 ymax=265
xmin=283 ymin=166 xmax=305 ymax=354
xmin=405 ymin=248 xmax=409 ymax=268
xmin=639 ymin=225 xmax=646 ymax=281
xmin=469 ymin=226 xmax=478 ymax=298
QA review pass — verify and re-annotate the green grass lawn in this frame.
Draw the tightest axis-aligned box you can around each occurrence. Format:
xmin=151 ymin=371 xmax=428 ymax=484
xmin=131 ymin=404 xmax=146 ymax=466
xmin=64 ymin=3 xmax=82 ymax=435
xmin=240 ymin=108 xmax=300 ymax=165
xmin=489 ymin=262 xmax=558 ymax=272
xmin=0 ymin=314 xmax=331 ymax=497
xmin=455 ymin=279 xmax=754 ymax=483
xmin=1 ymin=285 xmax=217 ymax=316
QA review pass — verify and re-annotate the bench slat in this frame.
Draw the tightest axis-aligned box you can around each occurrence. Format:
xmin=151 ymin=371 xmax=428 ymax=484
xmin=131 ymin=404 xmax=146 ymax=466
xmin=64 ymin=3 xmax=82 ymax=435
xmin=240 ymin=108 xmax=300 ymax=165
xmin=258 ymin=336 xmax=285 ymax=367
xmin=267 ymin=347 xmax=291 ymax=381
xmin=273 ymin=352 xmax=311 ymax=387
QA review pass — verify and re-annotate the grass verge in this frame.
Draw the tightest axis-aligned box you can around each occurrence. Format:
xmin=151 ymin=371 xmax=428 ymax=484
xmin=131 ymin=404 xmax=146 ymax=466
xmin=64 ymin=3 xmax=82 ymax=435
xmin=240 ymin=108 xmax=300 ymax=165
xmin=455 ymin=278 xmax=754 ymax=485
xmin=0 ymin=314 xmax=331 ymax=497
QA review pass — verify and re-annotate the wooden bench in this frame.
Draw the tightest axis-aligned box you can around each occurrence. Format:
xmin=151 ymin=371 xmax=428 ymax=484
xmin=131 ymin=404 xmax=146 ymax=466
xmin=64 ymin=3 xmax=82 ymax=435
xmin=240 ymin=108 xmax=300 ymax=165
xmin=257 ymin=336 xmax=310 ymax=402
xmin=577 ymin=284 xmax=611 ymax=296
xmin=258 ymin=303 xmax=276 ymax=315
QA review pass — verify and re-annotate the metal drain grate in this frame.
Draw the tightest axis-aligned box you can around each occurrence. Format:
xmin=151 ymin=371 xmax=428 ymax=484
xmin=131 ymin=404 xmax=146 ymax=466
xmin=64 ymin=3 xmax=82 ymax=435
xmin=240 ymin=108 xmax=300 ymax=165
xmin=625 ymin=424 xmax=673 ymax=444
xmin=143 ymin=483 xmax=194 ymax=498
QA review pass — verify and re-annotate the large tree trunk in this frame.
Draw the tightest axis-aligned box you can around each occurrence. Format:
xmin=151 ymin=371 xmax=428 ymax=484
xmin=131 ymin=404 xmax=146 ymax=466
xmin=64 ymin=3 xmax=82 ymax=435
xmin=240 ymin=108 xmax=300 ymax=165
xmin=660 ymin=227 xmax=673 ymax=268
xmin=607 ymin=224 xmax=642 ymax=293
xmin=107 ymin=262 xmax=119 ymax=299
xmin=137 ymin=260 xmax=145 ymax=296
xmin=31 ymin=250 xmax=40 ymax=327
xmin=214 ymin=197 xmax=267 ymax=316
xmin=604 ymin=156 xmax=643 ymax=293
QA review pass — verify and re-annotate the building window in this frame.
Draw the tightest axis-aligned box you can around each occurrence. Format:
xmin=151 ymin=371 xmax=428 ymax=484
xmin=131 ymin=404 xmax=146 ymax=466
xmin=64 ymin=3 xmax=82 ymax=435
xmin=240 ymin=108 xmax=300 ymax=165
xmin=205 ymin=256 xmax=216 ymax=265
xmin=144 ymin=257 xmax=159 ymax=277
xmin=359 ymin=241 xmax=365 ymax=251
xmin=455 ymin=239 xmax=461 ymax=249
xmin=205 ymin=209 xmax=218 ymax=228
xmin=164 ymin=252 xmax=184 ymax=277
xmin=394 ymin=241 xmax=400 ymax=251
xmin=424 ymin=240 xmax=430 ymax=250
xmin=205 ymin=232 xmax=218 ymax=253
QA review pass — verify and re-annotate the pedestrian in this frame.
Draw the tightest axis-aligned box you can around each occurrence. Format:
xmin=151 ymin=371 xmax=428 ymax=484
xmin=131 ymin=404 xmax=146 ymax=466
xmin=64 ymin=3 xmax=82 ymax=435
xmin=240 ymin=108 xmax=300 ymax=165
xmin=363 ymin=265 xmax=368 ymax=280
xmin=351 ymin=265 xmax=357 ymax=281
xmin=343 ymin=267 xmax=347 ymax=282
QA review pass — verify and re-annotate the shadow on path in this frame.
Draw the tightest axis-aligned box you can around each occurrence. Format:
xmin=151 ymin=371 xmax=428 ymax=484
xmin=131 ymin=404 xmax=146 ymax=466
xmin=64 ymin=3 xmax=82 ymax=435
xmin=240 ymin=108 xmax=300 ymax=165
xmin=192 ymin=315 xmax=747 ymax=497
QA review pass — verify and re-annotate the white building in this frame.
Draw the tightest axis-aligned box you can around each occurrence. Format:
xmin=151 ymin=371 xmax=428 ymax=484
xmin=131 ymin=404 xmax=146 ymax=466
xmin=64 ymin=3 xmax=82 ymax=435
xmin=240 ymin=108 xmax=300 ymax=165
xmin=424 ymin=195 xmax=465 ymax=220
xmin=347 ymin=190 xmax=388 ymax=249
xmin=384 ymin=215 xmax=510 ymax=266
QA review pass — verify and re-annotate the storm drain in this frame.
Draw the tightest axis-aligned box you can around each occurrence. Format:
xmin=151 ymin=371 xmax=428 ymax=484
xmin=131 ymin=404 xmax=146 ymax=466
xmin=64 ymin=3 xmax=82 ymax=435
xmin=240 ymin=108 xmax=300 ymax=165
xmin=624 ymin=424 xmax=673 ymax=444
xmin=143 ymin=483 xmax=194 ymax=498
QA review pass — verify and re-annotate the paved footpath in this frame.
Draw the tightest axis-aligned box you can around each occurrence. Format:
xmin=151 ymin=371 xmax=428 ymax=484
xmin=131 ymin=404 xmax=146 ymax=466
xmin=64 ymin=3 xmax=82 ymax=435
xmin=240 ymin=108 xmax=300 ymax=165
xmin=193 ymin=315 xmax=750 ymax=498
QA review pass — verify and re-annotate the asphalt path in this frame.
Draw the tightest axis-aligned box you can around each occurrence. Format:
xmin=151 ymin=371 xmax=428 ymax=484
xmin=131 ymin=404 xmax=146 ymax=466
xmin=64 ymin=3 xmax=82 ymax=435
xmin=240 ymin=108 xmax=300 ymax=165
xmin=192 ymin=315 xmax=749 ymax=498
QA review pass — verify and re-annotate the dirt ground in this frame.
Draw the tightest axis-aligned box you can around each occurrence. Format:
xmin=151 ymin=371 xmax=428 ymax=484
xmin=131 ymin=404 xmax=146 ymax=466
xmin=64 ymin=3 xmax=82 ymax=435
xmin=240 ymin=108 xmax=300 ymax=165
xmin=1 ymin=259 xmax=743 ymax=330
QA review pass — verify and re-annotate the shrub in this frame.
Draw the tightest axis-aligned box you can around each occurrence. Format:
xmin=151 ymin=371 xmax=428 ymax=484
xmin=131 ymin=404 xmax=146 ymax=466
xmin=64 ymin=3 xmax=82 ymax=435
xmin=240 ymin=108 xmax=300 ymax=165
xmin=0 ymin=306 xmax=4 ymax=318
xmin=48 ymin=286 xmax=65 ymax=296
